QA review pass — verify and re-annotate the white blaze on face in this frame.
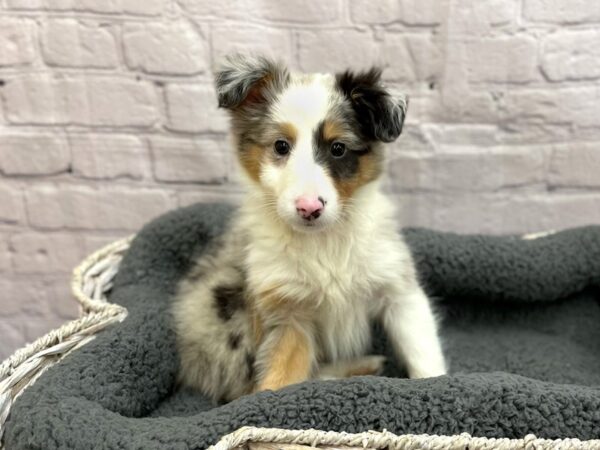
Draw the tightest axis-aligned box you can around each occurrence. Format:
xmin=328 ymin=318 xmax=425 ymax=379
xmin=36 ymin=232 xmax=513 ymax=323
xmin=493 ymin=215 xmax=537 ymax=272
xmin=261 ymin=75 xmax=341 ymax=231
xmin=273 ymin=75 xmax=331 ymax=128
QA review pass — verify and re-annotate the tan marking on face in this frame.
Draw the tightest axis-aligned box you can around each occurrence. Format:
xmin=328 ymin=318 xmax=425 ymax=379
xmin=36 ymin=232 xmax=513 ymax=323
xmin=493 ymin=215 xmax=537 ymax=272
xmin=256 ymin=324 xmax=312 ymax=392
xmin=237 ymin=122 xmax=298 ymax=184
xmin=334 ymin=152 xmax=382 ymax=201
xmin=278 ymin=122 xmax=298 ymax=144
xmin=323 ymin=120 xmax=344 ymax=142
xmin=238 ymin=144 xmax=265 ymax=183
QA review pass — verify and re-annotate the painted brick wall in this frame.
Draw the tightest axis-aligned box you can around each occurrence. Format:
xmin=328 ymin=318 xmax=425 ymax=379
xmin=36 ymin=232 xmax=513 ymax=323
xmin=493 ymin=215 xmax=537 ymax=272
xmin=1 ymin=0 xmax=599 ymax=359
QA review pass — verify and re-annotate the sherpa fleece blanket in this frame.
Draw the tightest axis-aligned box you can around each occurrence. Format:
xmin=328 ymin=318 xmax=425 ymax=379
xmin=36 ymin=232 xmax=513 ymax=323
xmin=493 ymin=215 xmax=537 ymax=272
xmin=4 ymin=203 xmax=600 ymax=449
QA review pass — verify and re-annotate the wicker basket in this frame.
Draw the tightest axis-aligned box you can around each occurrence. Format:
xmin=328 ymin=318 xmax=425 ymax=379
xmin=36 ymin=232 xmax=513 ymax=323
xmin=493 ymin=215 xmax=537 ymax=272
xmin=1 ymin=237 xmax=599 ymax=450
xmin=0 ymin=236 xmax=132 ymax=447
xmin=208 ymin=426 xmax=600 ymax=450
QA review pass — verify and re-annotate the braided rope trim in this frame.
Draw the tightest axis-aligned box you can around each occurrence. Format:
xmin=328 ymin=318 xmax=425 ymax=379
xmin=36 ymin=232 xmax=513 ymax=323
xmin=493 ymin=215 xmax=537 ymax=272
xmin=0 ymin=236 xmax=133 ymax=447
xmin=209 ymin=426 xmax=600 ymax=450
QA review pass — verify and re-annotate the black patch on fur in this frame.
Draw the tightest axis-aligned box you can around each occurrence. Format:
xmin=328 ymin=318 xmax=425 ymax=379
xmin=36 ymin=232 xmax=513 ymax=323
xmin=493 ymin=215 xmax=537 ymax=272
xmin=313 ymin=121 xmax=369 ymax=180
xmin=213 ymin=284 xmax=245 ymax=321
xmin=245 ymin=352 xmax=255 ymax=381
xmin=335 ymin=68 xmax=407 ymax=143
xmin=228 ymin=333 xmax=242 ymax=350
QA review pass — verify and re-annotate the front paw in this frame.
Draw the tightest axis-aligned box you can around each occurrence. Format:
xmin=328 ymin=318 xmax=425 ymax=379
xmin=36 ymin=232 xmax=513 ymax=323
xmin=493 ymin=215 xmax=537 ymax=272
xmin=408 ymin=363 xmax=447 ymax=379
xmin=350 ymin=355 xmax=386 ymax=377
xmin=317 ymin=355 xmax=386 ymax=380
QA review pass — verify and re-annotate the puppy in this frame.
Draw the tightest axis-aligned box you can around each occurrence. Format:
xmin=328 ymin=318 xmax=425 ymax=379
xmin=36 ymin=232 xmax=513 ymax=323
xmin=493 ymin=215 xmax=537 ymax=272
xmin=173 ymin=55 xmax=446 ymax=402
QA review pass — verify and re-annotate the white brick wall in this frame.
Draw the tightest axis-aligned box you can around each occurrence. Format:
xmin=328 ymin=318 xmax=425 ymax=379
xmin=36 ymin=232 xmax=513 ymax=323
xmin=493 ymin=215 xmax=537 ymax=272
xmin=1 ymin=0 xmax=599 ymax=359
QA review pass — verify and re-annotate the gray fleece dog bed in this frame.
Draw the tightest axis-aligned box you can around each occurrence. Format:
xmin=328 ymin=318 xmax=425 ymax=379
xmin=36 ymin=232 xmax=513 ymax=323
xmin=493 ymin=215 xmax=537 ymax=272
xmin=4 ymin=203 xmax=600 ymax=449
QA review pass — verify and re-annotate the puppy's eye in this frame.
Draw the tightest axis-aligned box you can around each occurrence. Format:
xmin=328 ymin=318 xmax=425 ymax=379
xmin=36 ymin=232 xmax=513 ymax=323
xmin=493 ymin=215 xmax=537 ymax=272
xmin=274 ymin=140 xmax=290 ymax=156
xmin=330 ymin=142 xmax=346 ymax=158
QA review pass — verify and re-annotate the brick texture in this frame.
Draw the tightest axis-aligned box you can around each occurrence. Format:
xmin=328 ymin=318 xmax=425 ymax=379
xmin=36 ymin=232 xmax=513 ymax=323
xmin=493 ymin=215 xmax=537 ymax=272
xmin=10 ymin=232 xmax=119 ymax=273
xmin=0 ymin=134 xmax=70 ymax=175
xmin=298 ymin=28 xmax=380 ymax=72
xmin=41 ymin=19 xmax=119 ymax=69
xmin=350 ymin=0 xmax=441 ymax=25
xmin=549 ymin=143 xmax=600 ymax=188
xmin=382 ymin=34 xmax=441 ymax=82
xmin=177 ymin=0 xmax=340 ymax=23
xmin=164 ymin=84 xmax=228 ymax=133
xmin=6 ymin=0 xmax=165 ymax=16
xmin=123 ymin=21 xmax=209 ymax=75
xmin=388 ymin=147 xmax=546 ymax=192
xmin=523 ymin=0 xmax=600 ymax=24
xmin=150 ymin=137 xmax=228 ymax=183
xmin=0 ymin=234 xmax=10 ymax=273
xmin=449 ymin=0 xmax=517 ymax=35
xmin=211 ymin=24 xmax=293 ymax=63
xmin=25 ymin=185 xmax=176 ymax=230
xmin=3 ymin=75 xmax=159 ymax=127
xmin=0 ymin=18 xmax=36 ymax=67
xmin=465 ymin=35 xmax=539 ymax=83
xmin=0 ymin=186 xmax=25 ymax=224
xmin=0 ymin=0 xmax=599 ymax=360
xmin=70 ymin=134 xmax=151 ymax=180
xmin=541 ymin=30 xmax=600 ymax=81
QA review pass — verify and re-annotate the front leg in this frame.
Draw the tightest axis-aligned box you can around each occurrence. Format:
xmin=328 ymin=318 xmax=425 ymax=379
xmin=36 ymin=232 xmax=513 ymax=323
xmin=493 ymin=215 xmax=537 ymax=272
xmin=382 ymin=282 xmax=446 ymax=378
xmin=316 ymin=355 xmax=386 ymax=380
xmin=255 ymin=322 xmax=314 ymax=392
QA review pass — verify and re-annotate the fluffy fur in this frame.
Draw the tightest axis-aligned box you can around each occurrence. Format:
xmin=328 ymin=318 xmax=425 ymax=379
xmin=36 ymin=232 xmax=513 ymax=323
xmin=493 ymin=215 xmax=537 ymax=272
xmin=173 ymin=54 xmax=446 ymax=402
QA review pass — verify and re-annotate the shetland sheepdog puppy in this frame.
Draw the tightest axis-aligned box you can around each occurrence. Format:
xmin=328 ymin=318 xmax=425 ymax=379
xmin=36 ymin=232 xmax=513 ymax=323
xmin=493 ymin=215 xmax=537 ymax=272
xmin=173 ymin=54 xmax=446 ymax=402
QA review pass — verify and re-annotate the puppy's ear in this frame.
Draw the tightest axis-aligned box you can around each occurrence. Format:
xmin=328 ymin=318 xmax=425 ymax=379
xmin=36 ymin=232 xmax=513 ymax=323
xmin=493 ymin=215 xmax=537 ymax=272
xmin=215 ymin=54 xmax=289 ymax=110
xmin=336 ymin=68 xmax=408 ymax=143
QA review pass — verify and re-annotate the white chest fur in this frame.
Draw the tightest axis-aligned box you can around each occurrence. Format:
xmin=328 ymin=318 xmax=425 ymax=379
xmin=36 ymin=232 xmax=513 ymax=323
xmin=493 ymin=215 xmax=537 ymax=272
xmin=240 ymin=188 xmax=410 ymax=363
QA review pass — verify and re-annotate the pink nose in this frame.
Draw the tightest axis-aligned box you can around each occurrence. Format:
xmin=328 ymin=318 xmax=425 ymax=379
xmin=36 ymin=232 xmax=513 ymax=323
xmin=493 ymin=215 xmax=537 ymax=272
xmin=295 ymin=196 xmax=325 ymax=221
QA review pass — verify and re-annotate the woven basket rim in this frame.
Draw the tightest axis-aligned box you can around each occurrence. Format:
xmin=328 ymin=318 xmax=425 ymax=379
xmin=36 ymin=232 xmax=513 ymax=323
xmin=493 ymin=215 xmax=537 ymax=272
xmin=208 ymin=426 xmax=600 ymax=450
xmin=0 ymin=236 xmax=131 ymax=448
